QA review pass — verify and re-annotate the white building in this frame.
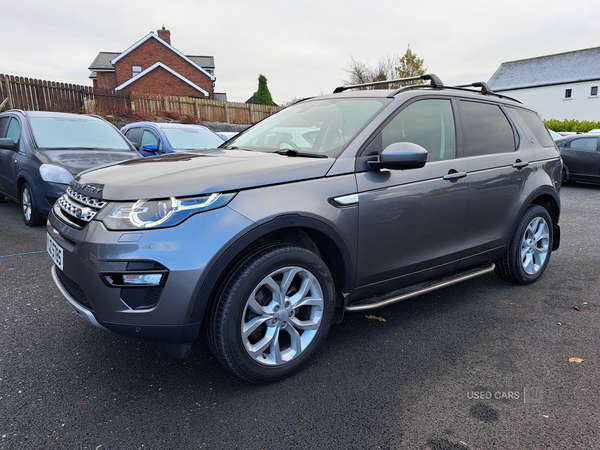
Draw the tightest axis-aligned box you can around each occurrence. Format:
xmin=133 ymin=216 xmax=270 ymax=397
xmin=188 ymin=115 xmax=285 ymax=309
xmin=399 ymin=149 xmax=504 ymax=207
xmin=488 ymin=47 xmax=600 ymax=121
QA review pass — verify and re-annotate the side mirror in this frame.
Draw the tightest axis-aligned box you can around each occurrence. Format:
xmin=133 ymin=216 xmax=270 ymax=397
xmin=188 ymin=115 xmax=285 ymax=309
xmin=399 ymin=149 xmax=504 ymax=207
xmin=0 ymin=138 xmax=16 ymax=151
xmin=368 ymin=142 xmax=428 ymax=171
xmin=142 ymin=144 xmax=158 ymax=151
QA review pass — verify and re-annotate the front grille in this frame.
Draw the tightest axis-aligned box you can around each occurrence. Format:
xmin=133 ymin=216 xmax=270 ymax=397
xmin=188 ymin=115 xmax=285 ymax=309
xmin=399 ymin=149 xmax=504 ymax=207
xmin=55 ymin=268 xmax=93 ymax=311
xmin=57 ymin=187 xmax=106 ymax=225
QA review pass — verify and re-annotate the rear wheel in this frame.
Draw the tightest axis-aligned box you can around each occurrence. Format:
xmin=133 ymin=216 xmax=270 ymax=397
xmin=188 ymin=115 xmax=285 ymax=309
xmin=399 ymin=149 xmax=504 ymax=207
xmin=495 ymin=205 xmax=553 ymax=284
xmin=206 ymin=244 xmax=334 ymax=382
xmin=20 ymin=182 xmax=45 ymax=227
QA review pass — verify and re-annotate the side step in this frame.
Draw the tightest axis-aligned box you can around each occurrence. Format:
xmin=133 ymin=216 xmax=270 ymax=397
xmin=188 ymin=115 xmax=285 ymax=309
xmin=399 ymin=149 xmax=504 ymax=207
xmin=345 ymin=263 xmax=495 ymax=312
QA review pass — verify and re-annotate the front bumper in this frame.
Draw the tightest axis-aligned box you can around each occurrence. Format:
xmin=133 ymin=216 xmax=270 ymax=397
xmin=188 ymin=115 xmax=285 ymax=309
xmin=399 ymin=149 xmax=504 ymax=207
xmin=47 ymin=203 xmax=255 ymax=345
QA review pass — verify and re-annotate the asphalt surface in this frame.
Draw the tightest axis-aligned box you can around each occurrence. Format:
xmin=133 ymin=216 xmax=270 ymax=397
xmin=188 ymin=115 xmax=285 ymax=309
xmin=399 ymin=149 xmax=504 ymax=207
xmin=1 ymin=183 xmax=599 ymax=449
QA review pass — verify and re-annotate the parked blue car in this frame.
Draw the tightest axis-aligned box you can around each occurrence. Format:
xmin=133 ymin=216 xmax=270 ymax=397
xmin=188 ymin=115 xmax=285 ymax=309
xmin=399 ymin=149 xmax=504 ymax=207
xmin=120 ymin=122 xmax=225 ymax=156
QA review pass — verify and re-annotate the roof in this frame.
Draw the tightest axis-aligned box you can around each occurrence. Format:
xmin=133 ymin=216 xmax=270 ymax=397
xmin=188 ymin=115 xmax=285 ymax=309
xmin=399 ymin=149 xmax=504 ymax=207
xmin=188 ymin=56 xmax=215 ymax=70
xmin=88 ymin=52 xmax=120 ymax=71
xmin=488 ymin=47 xmax=600 ymax=91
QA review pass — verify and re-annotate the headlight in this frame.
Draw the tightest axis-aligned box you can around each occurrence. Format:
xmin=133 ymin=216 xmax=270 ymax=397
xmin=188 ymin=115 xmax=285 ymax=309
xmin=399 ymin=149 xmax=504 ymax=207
xmin=96 ymin=192 xmax=237 ymax=230
xmin=39 ymin=164 xmax=74 ymax=184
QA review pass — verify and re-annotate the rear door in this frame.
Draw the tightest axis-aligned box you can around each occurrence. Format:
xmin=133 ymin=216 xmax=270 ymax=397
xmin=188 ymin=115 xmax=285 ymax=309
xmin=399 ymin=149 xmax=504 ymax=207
xmin=457 ymin=100 xmax=534 ymax=261
xmin=354 ymin=98 xmax=469 ymax=292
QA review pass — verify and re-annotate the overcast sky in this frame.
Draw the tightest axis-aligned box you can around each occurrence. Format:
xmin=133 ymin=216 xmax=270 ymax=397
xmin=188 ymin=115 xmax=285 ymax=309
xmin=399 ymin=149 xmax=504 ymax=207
xmin=2 ymin=0 xmax=599 ymax=104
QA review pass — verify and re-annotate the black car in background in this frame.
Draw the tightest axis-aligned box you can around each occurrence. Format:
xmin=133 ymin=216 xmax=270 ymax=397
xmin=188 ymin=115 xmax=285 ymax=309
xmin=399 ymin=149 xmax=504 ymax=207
xmin=0 ymin=110 xmax=141 ymax=226
xmin=555 ymin=134 xmax=600 ymax=184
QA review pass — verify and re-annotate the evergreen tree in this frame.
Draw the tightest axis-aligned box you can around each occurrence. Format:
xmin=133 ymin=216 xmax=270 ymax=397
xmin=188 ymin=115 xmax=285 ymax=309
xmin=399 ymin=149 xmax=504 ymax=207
xmin=252 ymin=74 xmax=274 ymax=105
xmin=396 ymin=45 xmax=427 ymax=85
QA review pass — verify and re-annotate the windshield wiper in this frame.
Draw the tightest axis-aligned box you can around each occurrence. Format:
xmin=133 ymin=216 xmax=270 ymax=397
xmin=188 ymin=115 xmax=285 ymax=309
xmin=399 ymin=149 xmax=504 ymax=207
xmin=274 ymin=149 xmax=328 ymax=158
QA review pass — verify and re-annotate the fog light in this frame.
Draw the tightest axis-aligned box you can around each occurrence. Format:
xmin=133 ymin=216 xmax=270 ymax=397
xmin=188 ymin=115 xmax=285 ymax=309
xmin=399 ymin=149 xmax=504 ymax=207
xmin=122 ymin=274 xmax=163 ymax=286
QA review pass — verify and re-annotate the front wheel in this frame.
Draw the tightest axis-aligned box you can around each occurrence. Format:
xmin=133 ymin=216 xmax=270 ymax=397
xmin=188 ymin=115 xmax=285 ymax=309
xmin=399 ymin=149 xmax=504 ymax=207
xmin=495 ymin=205 xmax=553 ymax=284
xmin=20 ymin=182 xmax=45 ymax=226
xmin=206 ymin=244 xmax=335 ymax=382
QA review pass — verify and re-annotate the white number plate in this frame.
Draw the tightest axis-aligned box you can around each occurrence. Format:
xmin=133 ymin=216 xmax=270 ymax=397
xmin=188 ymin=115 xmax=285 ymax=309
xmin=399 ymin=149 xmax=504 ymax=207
xmin=47 ymin=233 xmax=63 ymax=270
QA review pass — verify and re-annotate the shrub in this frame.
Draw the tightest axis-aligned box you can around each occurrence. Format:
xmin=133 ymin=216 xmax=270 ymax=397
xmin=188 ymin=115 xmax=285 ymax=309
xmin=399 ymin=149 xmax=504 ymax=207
xmin=544 ymin=118 xmax=600 ymax=133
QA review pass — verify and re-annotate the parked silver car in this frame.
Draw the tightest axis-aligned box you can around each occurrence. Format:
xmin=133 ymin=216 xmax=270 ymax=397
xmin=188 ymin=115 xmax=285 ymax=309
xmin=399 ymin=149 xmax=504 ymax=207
xmin=47 ymin=75 xmax=562 ymax=382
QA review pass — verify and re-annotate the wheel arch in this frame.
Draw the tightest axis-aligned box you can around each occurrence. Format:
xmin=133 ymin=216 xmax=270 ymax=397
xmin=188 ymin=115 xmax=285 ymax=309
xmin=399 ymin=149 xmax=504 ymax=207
xmin=191 ymin=215 xmax=355 ymax=324
xmin=518 ymin=187 xmax=561 ymax=251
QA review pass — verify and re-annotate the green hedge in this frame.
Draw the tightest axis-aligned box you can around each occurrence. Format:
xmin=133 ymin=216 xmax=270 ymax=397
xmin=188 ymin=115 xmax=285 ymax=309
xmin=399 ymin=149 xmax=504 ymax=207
xmin=544 ymin=119 xmax=600 ymax=133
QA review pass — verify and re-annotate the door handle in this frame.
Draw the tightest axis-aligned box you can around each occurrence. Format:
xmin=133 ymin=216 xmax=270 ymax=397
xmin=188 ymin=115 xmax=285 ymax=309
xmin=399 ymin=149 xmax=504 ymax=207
xmin=512 ymin=160 xmax=529 ymax=169
xmin=443 ymin=171 xmax=467 ymax=181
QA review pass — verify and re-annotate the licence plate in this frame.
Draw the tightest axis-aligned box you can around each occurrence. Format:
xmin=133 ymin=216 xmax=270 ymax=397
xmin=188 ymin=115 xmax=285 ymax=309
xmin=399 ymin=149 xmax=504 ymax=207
xmin=47 ymin=233 xmax=64 ymax=270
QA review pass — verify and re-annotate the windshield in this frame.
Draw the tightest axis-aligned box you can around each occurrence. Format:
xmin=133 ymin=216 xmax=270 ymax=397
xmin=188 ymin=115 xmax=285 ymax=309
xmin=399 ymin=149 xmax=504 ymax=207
xmin=163 ymin=126 xmax=224 ymax=150
xmin=228 ymin=98 xmax=388 ymax=157
xmin=29 ymin=116 xmax=131 ymax=150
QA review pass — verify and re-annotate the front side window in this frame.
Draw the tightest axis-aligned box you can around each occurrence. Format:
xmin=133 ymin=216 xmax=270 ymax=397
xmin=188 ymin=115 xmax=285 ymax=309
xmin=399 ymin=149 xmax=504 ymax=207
xmin=565 ymin=89 xmax=572 ymax=99
xmin=460 ymin=101 xmax=517 ymax=156
xmin=29 ymin=116 xmax=131 ymax=150
xmin=380 ymin=99 xmax=457 ymax=162
xmin=227 ymin=98 xmax=388 ymax=157
xmin=140 ymin=130 xmax=161 ymax=151
xmin=569 ymin=137 xmax=598 ymax=151
xmin=591 ymin=86 xmax=598 ymax=96
xmin=6 ymin=118 xmax=22 ymax=152
xmin=132 ymin=65 xmax=142 ymax=77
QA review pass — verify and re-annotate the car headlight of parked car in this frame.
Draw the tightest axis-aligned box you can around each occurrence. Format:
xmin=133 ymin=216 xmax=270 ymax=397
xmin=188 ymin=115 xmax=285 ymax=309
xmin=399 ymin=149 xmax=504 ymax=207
xmin=39 ymin=164 xmax=74 ymax=185
xmin=96 ymin=192 xmax=237 ymax=230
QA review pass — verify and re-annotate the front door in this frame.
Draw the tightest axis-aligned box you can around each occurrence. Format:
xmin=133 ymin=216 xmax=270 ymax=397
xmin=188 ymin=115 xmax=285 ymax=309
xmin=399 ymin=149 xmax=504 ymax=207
xmin=354 ymin=98 xmax=469 ymax=293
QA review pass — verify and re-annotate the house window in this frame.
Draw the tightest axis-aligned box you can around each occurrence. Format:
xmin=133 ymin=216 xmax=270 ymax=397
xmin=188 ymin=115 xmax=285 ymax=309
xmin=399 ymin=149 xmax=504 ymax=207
xmin=132 ymin=66 xmax=142 ymax=77
xmin=565 ymin=89 xmax=572 ymax=99
xmin=591 ymin=86 xmax=598 ymax=96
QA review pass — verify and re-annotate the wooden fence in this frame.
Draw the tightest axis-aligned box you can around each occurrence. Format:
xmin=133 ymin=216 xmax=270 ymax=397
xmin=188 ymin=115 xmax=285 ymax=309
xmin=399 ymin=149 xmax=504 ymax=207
xmin=0 ymin=74 xmax=130 ymax=113
xmin=0 ymin=74 xmax=282 ymax=125
xmin=132 ymin=94 xmax=282 ymax=124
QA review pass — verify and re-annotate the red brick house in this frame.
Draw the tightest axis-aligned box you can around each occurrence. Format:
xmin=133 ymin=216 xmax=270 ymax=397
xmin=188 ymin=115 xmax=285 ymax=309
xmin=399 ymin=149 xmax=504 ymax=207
xmin=89 ymin=28 xmax=224 ymax=100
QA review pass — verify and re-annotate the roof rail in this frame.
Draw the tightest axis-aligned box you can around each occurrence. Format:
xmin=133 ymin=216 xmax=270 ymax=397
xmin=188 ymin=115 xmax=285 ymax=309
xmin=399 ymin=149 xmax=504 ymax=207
xmin=333 ymin=73 xmax=444 ymax=94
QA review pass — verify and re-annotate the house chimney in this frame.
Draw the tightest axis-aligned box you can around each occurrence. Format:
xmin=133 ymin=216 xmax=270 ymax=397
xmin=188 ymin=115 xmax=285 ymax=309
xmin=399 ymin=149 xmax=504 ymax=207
xmin=157 ymin=26 xmax=171 ymax=45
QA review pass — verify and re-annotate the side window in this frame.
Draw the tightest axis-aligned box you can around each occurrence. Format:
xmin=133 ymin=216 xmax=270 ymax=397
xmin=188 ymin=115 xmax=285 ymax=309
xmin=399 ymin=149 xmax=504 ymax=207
xmin=124 ymin=127 xmax=143 ymax=147
xmin=0 ymin=117 xmax=10 ymax=138
xmin=6 ymin=118 xmax=22 ymax=152
xmin=515 ymin=109 xmax=555 ymax=148
xmin=380 ymin=99 xmax=457 ymax=162
xmin=140 ymin=130 xmax=162 ymax=151
xmin=460 ymin=101 xmax=517 ymax=156
xmin=569 ymin=137 xmax=598 ymax=151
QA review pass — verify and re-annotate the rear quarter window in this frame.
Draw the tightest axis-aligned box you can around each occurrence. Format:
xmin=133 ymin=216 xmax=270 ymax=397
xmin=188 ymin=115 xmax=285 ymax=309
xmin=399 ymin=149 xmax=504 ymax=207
xmin=515 ymin=109 xmax=555 ymax=148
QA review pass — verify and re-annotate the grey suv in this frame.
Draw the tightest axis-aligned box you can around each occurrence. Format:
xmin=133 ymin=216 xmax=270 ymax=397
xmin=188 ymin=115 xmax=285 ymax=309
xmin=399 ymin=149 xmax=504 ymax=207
xmin=47 ymin=75 xmax=562 ymax=382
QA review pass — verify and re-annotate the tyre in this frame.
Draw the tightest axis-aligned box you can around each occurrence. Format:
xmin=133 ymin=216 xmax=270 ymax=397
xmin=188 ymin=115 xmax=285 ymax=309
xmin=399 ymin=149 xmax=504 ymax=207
xmin=20 ymin=182 xmax=45 ymax=226
xmin=206 ymin=243 xmax=335 ymax=382
xmin=495 ymin=205 xmax=553 ymax=285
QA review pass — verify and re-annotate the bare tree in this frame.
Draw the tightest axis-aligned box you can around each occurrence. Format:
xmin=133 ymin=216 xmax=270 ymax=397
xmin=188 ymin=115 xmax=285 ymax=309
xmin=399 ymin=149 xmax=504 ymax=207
xmin=342 ymin=56 xmax=373 ymax=88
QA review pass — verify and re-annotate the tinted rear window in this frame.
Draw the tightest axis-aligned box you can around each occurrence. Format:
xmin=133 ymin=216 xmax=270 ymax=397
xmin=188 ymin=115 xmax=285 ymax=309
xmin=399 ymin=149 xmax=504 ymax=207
xmin=461 ymin=101 xmax=517 ymax=156
xmin=516 ymin=109 xmax=555 ymax=148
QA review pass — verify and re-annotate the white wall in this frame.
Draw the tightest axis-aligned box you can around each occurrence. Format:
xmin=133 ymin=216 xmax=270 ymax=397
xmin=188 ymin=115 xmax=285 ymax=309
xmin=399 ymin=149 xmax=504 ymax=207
xmin=498 ymin=80 xmax=600 ymax=121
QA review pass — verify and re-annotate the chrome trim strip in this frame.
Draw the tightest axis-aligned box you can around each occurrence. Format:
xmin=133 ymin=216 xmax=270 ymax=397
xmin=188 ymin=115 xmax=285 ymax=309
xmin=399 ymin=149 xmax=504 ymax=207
xmin=345 ymin=263 xmax=495 ymax=312
xmin=332 ymin=194 xmax=359 ymax=206
xmin=51 ymin=265 xmax=108 ymax=331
